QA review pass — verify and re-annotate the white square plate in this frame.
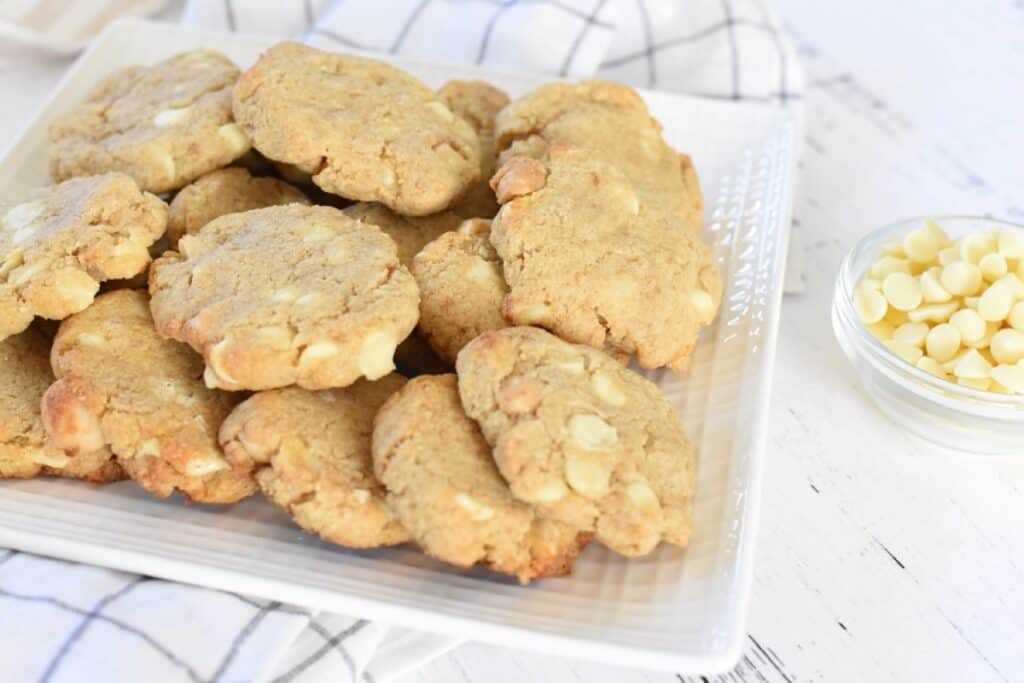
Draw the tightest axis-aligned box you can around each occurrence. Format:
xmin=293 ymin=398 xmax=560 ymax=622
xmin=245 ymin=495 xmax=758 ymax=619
xmin=0 ymin=19 xmax=797 ymax=674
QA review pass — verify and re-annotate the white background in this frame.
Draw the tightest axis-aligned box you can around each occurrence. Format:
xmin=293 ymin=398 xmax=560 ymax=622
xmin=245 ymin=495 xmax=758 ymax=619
xmin=1 ymin=1 xmax=1022 ymax=681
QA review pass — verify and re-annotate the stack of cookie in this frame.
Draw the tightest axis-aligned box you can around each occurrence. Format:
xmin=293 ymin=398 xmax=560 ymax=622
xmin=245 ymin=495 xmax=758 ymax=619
xmin=0 ymin=42 xmax=722 ymax=583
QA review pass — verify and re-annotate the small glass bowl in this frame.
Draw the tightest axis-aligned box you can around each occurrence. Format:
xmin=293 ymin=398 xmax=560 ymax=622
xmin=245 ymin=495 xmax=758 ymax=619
xmin=832 ymin=216 xmax=1024 ymax=455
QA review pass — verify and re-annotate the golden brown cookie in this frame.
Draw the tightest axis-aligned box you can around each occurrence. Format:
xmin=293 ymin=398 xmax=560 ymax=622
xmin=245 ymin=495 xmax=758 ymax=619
xmin=0 ymin=328 xmax=122 ymax=482
xmin=456 ymin=327 xmax=696 ymax=557
xmin=438 ymin=80 xmax=510 ymax=219
xmin=494 ymin=79 xmax=702 ymax=230
xmin=373 ymin=374 xmax=588 ymax=583
xmin=490 ymin=147 xmax=721 ymax=369
xmin=0 ymin=173 xmax=167 ymax=342
xmin=167 ymin=167 xmax=309 ymax=246
xmin=41 ymin=290 xmax=255 ymax=503
xmin=220 ymin=375 xmax=410 ymax=548
xmin=413 ymin=218 xmax=507 ymax=364
xmin=149 ymin=204 xmax=420 ymax=391
xmin=49 ymin=50 xmax=250 ymax=194
xmin=233 ymin=43 xmax=479 ymax=216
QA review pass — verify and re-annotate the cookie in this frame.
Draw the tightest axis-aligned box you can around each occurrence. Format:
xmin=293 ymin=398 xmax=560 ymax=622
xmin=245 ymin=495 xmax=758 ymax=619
xmin=234 ymin=43 xmax=480 ymax=216
xmin=220 ymin=375 xmax=410 ymax=548
xmin=149 ymin=204 xmax=420 ymax=391
xmin=495 ymin=80 xmax=702 ymax=230
xmin=490 ymin=146 xmax=721 ymax=369
xmin=41 ymin=290 xmax=255 ymax=503
xmin=0 ymin=173 xmax=168 ymax=341
xmin=167 ymin=167 xmax=309 ymax=246
xmin=373 ymin=374 xmax=588 ymax=583
xmin=456 ymin=327 xmax=696 ymax=557
xmin=438 ymin=80 xmax=510 ymax=219
xmin=413 ymin=218 xmax=508 ymax=364
xmin=0 ymin=328 xmax=122 ymax=482
xmin=50 ymin=50 xmax=251 ymax=194
xmin=343 ymin=201 xmax=462 ymax=268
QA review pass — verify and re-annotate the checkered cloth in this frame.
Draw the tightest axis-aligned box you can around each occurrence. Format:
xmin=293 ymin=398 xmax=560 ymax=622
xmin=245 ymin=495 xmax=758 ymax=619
xmin=1 ymin=1 xmax=803 ymax=681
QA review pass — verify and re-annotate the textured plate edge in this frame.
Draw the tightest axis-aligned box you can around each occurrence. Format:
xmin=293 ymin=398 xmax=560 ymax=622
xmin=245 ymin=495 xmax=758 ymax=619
xmin=0 ymin=18 xmax=804 ymax=674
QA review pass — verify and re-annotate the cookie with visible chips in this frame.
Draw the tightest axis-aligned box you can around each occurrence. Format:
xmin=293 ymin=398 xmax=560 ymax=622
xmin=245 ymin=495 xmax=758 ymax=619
xmin=220 ymin=374 xmax=410 ymax=548
xmin=373 ymin=374 xmax=589 ymax=583
xmin=456 ymin=326 xmax=697 ymax=557
xmin=50 ymin=50 xmax=251 ymax=193
xmin=41 ymin=290 xmax=255 ymax=503
xmin=0 ymin=173 xmax=167 ymax=342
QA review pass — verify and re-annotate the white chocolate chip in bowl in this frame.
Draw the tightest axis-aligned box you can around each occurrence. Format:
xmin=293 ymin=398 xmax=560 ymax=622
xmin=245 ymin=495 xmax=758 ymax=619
xmin=835 ymin=217 xmax=1024 ymax=454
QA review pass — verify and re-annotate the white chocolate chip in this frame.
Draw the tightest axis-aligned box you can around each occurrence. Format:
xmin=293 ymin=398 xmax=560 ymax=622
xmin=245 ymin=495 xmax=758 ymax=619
xmin=52 ymin=268 xmax=98 ymax=312
xmin=997 ymin=226 xmax=1024 ymax=259
xmin=299 ymin=340 xmax=341 ymax=369
xmin=903 ymin=228 xmax=940 ymax=263
xmin=591 ymin=371 xmax=628 ymax=406
xmin=925 ymin=323 xmax=961 ymax=362
xmin=352 ymin=489 xmax=371 ymax=504
xmin=29 ymin=449 xmax=69 ymax=468
xmin=854 ymin=285 xmax=888 ymax=324
xmin=625 ymin=480 xmax=660 ymax=510
xmin=866 ymin=321 xmax=895 ymax=340
xmin=964 ymin=321 xmax=999 ymax=350
xmin=185 ymin=455 xmax=229 ymax=476
xmin=924 ymin=219 xmax=952 ymax=247
xmin=76 ymin=332 xmax=107 ymax=348
xmin=880 ymin=241 xmax=905 ymax=257
xmin=564 ymin=452 xmax=611 ymax=498
xmin=941 ymin=261 xmax=983 ymax=296
xmin=920 ymin=268 xmax=952 ymax=303
xmin=959 ymin=232 xmax=996 ymax=264
xmin=217 ymin=122 xmax=250 ymax=153
xmin=380 ymin=167 xmax=396 ymax=188
xmin=953 ymin=348 xmax=992 ymax=379
xmin=949 ymin=308 xmax=986 ymax=344
xmin=272 ymin=288 xmax=299 ymax=303
xmin=357 ymin=331 xmax=396 ymax=380
xmin=916 ymin=356 xmax=947 ymax=378
xmin=884 ymin=340 xmax=924 ymax=364
xmin=511 ymin=302 xmax=551 ymax=325
xmin=206 ymin=339 xmax=239 ymax=385
xmin=937 ymin=247 xmax=959 ymax=266
xmin=870 ymin=256 xmax=912 ymax=279
xmin=892 ymin=322 xmax=929 ymax=348
xmin=884 ymin=307 xmax=909 ymax=326
xmin=990 ymin=329 xmax=1024 ymax=365
xmin=958 ymin=376 xmax=991 ymax=391
xmin=978 ymin=283 xmax=1014 ymax=322
xmin=991 ymin=363 xmax=1024 ymax=393
xmin=137 ymin=438 xmax=160 ymax=458
xmin=531 ymin=479 xmax=569 ymax=503
xmin=1009 ymin=302 xmax=1024 ymax=331
xmin=907 ymin=301 xmax=959 ymax=324
xmin=882 ymin=273 xmax=922 ymax=311
xmin=153 ymin=106 xmax=192 ymax=127
xmin=467 ymin=258 xmax=504 ymax=287
xmin=454 ymin=492 xmax=494 ymax=521
xmin=567 ymin=414 xmax=618 ymax=449
xmin=690 ymin=289 xmax=717 ymax=324
xmin=555 ymin=357 xmax=585 ymax=375
xmin=979 ymin=252 xmax=1008 ymax=282
xmin=427 ymin=100 xmax=456 ymax=122
xmin=996 ymin=273 xmax=1024 ymax=298
xmin=155 ymin=150 xmax=176 ymax=181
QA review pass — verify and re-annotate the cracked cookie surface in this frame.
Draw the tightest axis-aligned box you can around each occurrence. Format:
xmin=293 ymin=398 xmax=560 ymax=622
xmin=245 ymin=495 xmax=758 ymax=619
xmin=50 ymin=50 xmax=251 ymax=193
xmin=438 ymin=79 xmax=510 ymax=219
xmin=494 ymin=79 xmax=702 ymax=231
xmin=220 ymin=374 xmax=410 ymax=548
xmin=150 ymin=204 xmax=420 ymax=391
xmin=167 ymin=167 xmax=308 ymax=247
xmin=233 ymin=42 xmax=479 ymax=216
xmin=1 ymin=327 xmax=121 ymax=482
xmin=456 ymin=326 xmax=696 ymax=557
xmin=490 ymin=146 xmax=721 ymax=369
xmin=372 ymin=374 xmax=588 ymax=583
xmin=0 ymin=173 xmax=167 ymax=341
xmin=42 ymin=290 xmax=255 ymax=502
xmin=413 ymin=219 xmax=508 ymax=364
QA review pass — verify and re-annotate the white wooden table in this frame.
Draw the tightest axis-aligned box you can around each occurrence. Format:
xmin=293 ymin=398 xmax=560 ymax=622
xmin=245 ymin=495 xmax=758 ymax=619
xmin=2 ymin=2 xmax=1022 ymax=681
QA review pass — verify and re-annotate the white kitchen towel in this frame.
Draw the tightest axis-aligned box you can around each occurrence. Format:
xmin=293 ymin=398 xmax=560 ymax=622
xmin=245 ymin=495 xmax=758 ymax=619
xmin=1 ymin=2 xmax=803 ymax=682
